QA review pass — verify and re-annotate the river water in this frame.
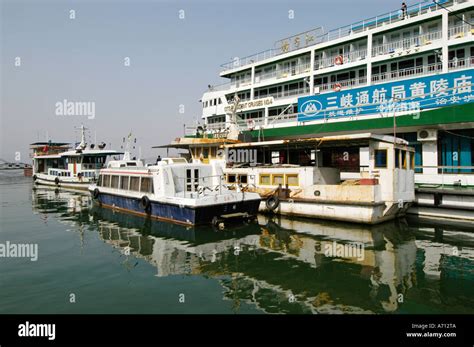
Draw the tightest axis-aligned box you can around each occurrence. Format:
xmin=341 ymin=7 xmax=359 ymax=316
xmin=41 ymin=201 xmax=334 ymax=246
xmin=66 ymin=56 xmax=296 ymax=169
xmin=1 ymin=172 xmax=473 ymax=314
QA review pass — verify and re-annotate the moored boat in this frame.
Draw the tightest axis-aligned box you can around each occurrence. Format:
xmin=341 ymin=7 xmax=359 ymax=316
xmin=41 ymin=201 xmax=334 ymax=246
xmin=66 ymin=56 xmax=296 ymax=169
xmin=89 ymin=157 xmax=261 ymax=226
xmin=31 ymin=125 xmax=123 ymax=190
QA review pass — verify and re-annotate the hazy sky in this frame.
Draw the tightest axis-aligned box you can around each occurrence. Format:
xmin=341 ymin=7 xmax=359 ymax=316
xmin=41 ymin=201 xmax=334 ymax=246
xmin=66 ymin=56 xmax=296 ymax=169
xmin=1 ymin=0 xmax=414 ymax=162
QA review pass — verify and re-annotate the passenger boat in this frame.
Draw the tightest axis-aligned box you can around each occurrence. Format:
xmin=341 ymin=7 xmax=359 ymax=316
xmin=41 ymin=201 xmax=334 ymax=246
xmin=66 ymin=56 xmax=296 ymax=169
xmin=88 ymin=156 xmax=261 ymax=226
xmin=31 ymin=125 xmax=123 ymax=190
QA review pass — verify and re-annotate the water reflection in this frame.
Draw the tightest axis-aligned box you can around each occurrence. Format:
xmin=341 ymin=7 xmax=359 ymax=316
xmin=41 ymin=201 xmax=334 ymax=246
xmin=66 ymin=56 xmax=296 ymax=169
xmin=31 ymin=187 xmax=474 ymax=314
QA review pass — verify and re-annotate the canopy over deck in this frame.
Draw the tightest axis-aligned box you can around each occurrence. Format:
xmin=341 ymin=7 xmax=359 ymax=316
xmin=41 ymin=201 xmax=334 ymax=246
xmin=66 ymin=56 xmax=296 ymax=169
xmin=223 ymin=133 xmax=411 ymax=150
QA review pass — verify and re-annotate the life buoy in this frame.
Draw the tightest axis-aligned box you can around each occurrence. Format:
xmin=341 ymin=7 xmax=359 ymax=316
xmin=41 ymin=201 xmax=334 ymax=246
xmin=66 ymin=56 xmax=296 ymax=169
xmin=333 ymin=83 xmax=342 ymax=92
xmin=266 ymin=195 xmax=280 ymax=211
xmin=247 ymin=119 xmax=256 ymax=129
xmin=54 ymin=177 xmax=60 ymax=185
xmin=92 ymin=188 xmax=100 ymax=200
xmin=139 ymin=195 xmax=151 ymax=212
xmin=335 ymin=55 xmax=344 ymax=65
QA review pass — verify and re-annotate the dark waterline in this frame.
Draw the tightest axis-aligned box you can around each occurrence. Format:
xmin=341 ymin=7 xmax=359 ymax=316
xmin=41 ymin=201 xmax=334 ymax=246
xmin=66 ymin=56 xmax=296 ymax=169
xmin=1 ymin=174 xmax=473 ymax=314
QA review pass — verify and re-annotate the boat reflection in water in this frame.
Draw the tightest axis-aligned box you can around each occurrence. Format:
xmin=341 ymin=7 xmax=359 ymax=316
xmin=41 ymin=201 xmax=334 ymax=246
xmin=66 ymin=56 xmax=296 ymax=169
xmin=31 ymin=187 xmax=474 ymax=314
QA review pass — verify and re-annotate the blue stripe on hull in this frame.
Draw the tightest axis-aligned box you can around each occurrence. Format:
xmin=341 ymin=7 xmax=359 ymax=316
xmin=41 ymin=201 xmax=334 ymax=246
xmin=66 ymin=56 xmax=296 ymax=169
xmin=97 ymin=193 xmax=196 ymax=224
xmin=95 ymin=192 xmax=260 ymax=225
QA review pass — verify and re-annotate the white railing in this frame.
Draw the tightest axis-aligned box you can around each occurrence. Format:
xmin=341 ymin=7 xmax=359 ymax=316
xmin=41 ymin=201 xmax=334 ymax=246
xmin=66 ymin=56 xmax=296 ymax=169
xmin=206 ymin=122 xmax=226 ymax=130
xmin=207 ymin=82 xmax=231 ymax=92
xmin=448 ymin=56 xmax=474 ymax=70
xmin=255 ymin=62 xmax=311 ymax=83
xmin=254 ymin=87 xmax=310 ymax=101
xmin=316 ymin=77 xmax=368 ymax=93
xmin=371 ymin=62 xmax=442 ymax=83
xmin=372 ymin=31 xmax=442 ymax=57
xmin=220 ymin=0 xmax=456 ymax=72
xmin=315 ymin=49 xmax=367 ymax=70
xmin=448 ymin=24 xmax=473 ymax=39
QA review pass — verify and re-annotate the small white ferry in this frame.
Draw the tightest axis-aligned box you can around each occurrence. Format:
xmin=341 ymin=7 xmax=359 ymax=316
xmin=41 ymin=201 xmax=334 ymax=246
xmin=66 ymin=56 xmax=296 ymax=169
xmin=31 ymin=126 xmax=123 ymax=190
xmin=89 ymin=156 xmax=261 ymax=226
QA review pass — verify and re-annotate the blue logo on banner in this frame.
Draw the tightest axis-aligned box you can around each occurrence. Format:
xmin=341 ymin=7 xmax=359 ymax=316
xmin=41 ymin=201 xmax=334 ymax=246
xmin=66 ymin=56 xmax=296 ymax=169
xmin=297 ymin=69 xmax=474 ymax=122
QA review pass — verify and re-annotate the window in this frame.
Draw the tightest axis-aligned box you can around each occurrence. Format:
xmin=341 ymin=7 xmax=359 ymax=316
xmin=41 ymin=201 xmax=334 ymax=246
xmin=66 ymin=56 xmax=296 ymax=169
xmin=395 ymin=149 xmax=401 ymax=168
xmin=103 ymin=175 xmax=111 ymax=187
xmin=239 ymin=174 xmax=248 ymax=184
xmin=286 ymin=174 xmax=299 ymax=186
xmin=272 ymin=174 xmax=284 ymax=185
xmin=260 ymin=174 xmax=270 ymax=185
xmin=402 ymin=150 xmax=408 ymax=169
xmin=374 ymin=149 xmax=387 ymax=168
xmin=140 ymin=177 xmax=153 ymax=193
xmin=120 ymin=176 xmax=129 ymax=190
xmin=111 ymin=175 xmax=119 ymax=189
xmin=227 ymin=174 xmax=236 ymax=183
xmin=97 ymin=175 xmax=103 ymax=187
xmin=130 ymin=176 xmax=140 ymax=191
xmin=410 ymin=152 xmax=415 ymax=170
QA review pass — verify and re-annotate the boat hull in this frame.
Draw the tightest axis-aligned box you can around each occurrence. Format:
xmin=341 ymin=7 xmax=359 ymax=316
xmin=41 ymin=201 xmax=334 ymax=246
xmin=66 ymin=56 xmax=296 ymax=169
xmin=259 ymin=199 xmax=410 ymax=225
xmin=93 ymin=191 xmax=261 ymax=226
xmin=34 ymin=176 xmax=91 ymax=191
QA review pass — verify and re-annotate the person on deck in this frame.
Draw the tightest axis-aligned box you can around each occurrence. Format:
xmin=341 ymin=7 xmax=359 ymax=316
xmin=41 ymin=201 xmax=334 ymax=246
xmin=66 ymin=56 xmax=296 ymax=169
xmin=401 ymin=2 xmax=408 ymax=19
xmin=156 ymin=155 xmax=162 ymax=164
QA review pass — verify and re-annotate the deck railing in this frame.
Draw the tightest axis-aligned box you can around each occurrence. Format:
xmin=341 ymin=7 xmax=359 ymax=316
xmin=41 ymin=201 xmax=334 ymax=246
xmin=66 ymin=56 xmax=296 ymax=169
xmin=448 ymin=56 xmax=474 ymax=70
xmin=254 ymin=86 xmax=310 ymax=101
xmin=254 ymin=62 xmax=312 ymax=83
xmin=371 ymin=62 xmax=443 ymax=84
xmin=316 ymin=77 xmax=368 ymax=93
xmin=315 ymin=49 xmax=368 ymax=70
xmin=371 ymin=30 xmax=442 ymax=57
xmin=448 ymin=23 xmax=473 ymax=39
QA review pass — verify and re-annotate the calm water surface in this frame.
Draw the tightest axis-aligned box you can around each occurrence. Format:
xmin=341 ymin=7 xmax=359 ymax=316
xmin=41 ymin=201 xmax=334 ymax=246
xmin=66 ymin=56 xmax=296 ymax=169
xmin=1 ymin=172 xmax=473 ymax=314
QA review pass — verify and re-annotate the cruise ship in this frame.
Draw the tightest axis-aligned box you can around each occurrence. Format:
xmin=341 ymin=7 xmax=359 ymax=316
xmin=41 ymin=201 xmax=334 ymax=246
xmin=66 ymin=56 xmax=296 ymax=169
xmin=188 ymin=0 xmax=473 ymax=192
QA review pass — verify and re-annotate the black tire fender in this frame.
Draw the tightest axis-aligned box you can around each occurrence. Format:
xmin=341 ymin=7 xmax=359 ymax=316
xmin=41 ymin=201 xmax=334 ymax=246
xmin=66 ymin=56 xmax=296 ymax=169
xmin=266 ymin=195 xmax=280 ymax=211
xmin=139 ymin=195 xmax=151 ymax=212
xmin=92 ymin=188 xmax=100 ymax=200
xmin=54 ymin=177 xmax=60 ymax=185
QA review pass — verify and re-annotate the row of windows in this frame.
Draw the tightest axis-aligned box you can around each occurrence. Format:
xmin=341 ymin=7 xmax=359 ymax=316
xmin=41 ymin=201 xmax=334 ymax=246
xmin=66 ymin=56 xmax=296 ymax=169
xmin=50 ymin=170 xmax=71 ymax=177
xmin=203 ymin=97 xmax=222 ymax=108
xmin=97 ymin=174 xmax=153 ymax=193
xmin=226 ymin=174 xmax=248 ymax=184
xmin=259 ymin=173 xmax=299 ymax=186
xmin=374 ymin=149 xmax=414 ymax=169
xmin=227 ymin=173 xmax=299 ymax=186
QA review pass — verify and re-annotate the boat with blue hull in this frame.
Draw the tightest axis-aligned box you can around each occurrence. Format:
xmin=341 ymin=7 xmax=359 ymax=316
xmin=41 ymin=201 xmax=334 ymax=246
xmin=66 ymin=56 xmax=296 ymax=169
xmin=89 ymin=157 xmax=261 ymax=226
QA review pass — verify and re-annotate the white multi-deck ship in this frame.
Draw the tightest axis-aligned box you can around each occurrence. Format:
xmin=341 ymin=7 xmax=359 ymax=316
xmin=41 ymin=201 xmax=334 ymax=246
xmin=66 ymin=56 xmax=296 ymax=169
xmin=182 ymin=0 xmax=473 ymax=220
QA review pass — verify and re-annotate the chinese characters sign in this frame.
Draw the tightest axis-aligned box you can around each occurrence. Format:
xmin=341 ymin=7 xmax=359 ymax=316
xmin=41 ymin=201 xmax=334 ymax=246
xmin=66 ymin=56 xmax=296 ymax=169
xmin=298 ymin=69 xmax=474 ymax=122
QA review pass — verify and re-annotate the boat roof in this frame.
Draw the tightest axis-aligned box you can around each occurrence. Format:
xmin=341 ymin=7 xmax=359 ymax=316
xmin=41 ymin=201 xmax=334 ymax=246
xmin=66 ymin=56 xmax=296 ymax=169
xmin=153 ymin=137 xmax=239 ymax=149
xmin=34 ymin=149 xmax=123 ymax=158
xmin=223 ymin=133 xmax=410 ymax=148
xmin=30 ymin=142 xmax=70 ymax=147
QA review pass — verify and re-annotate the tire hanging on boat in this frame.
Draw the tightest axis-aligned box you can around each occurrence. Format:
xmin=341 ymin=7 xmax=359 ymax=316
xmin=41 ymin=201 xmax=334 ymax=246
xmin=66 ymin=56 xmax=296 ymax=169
xmin=266 ymin=195 xmax=280 ymax=211
xmin=92 ymin=188 xmax=100 ymax=200
xmin=54 ymin=177 xmax=60 ymax=185
xmin=139 ymin=195 xmax=151 ymax=213
xmin=33 ymin=174 xmax=37 ymax=181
